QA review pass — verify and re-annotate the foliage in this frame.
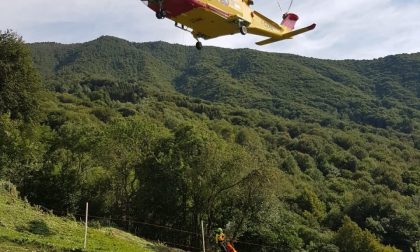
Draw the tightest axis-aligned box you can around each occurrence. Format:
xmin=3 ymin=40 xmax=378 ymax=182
xmin=1 ymin=34 xmax=419 ymax=251
xmin=335 ymin=216 xmax=400 ymax=252
xmin=0 ymin=30 xmax=41 ymax=122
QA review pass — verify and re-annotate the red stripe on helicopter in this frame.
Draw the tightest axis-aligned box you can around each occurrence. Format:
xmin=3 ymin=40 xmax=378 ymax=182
xmin=148 ymin=0 xmax=231 ymax=19
xmin=148 ymin=0 xmax=195 ymax=17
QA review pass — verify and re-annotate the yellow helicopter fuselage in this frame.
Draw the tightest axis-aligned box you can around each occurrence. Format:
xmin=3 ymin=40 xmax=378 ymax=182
xmin=143 ymin=0 xmax=315 ymax=46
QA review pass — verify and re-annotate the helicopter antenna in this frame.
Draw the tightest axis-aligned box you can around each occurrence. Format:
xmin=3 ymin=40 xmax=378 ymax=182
xmin=276 ymin=0 xmax=294 ymax=14
xmin=287 ymin=0 xmax=294 ymax=13
xmin=276 ymin=0 xmax=284 ymax=13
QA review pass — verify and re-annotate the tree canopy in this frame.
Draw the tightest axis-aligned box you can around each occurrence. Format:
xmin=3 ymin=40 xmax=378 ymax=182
xmin=1 ymin=33 xmax=419 ymax=251
xmin=0 ymin=30 xmax=41 ymax=122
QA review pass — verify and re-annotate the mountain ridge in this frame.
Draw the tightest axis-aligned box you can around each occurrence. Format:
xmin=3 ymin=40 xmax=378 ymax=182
xmin=29 ymin=35 xmax=420 ymax=133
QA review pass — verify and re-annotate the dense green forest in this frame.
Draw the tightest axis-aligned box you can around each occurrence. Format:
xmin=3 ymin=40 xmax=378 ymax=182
xmin=1 ymin=31 xmax=419 ymax=251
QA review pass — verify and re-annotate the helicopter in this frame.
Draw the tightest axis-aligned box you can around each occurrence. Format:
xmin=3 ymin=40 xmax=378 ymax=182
xmin=140 ymin=0 xmax=315 ymax=50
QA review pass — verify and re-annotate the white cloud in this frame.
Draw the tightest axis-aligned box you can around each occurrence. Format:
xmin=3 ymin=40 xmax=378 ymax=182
xmin=1 ymin=0 xmax=419 ymax=59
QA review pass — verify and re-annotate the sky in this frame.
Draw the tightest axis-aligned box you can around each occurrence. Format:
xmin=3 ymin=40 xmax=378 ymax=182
xmin=1 ymin=0 xmax=420 ymax=59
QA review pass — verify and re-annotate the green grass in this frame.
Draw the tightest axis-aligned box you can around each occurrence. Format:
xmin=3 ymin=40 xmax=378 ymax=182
xmin=0 ymin=182 xmax=180 ymax=252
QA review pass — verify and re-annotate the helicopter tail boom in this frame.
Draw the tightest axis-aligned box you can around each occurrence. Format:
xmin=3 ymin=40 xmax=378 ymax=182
xmin=256 ymin=23 xmax=316 ymax=45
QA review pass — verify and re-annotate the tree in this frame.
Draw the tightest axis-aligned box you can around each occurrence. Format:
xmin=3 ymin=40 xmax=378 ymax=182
xmin=0 ymin=115 xmax=46 ymax=185
xmin=0 ymin=30 xmax=41 ymax=122
xmin=335 ymin=216 xmax=400 ymax=252
xmin=95 ymin=116 xmax=164 ymax=229
xmin=137 ymin=123 xmax=259 ymax=246
xmin=296 ymin=187 xmax=326 ymax=223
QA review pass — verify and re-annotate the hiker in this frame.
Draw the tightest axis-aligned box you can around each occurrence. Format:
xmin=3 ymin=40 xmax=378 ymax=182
xmin=215 ymin=228 xmax=227 ymax=252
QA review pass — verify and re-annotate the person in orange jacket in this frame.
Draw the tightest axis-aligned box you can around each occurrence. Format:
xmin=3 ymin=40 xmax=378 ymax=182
xmin=215 ymin=228 xmax=238 ymax=252
xmin=226 ymin=241 xmax=238 ymax=252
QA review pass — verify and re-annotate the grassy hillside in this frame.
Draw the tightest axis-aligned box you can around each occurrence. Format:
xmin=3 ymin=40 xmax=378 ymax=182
xmin=0 ymin=181 xmax=179 ymax=252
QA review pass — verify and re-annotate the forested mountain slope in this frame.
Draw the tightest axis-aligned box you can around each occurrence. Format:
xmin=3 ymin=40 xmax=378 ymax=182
xmin=1 ymin=33 xmax=418 ymax=252
xmin=30 ymin=36 xmax=420 ymax=132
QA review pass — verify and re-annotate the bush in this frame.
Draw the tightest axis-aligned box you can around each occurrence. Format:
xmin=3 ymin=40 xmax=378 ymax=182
xmin=28 ymin=219 xmax=53 ymax=235
xmin=0 ymin=181 xmax=18 ymax=198
xmin=335 ymin=216 xmax=400 ymax=252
